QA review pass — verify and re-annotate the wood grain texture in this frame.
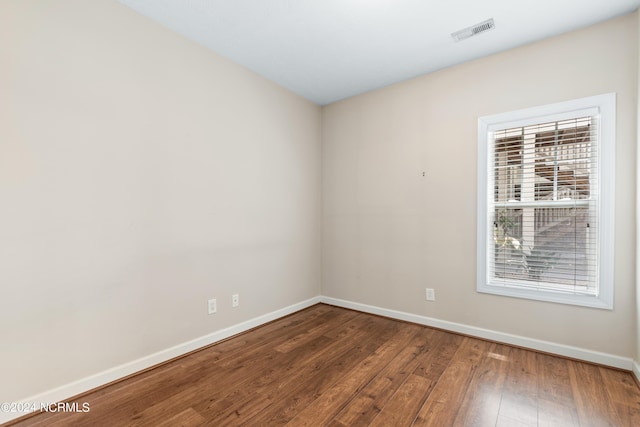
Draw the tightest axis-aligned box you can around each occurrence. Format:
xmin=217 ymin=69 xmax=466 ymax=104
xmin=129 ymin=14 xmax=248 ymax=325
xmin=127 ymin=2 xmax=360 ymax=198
xmin=5 ymin=304 xmax=639 ymax=427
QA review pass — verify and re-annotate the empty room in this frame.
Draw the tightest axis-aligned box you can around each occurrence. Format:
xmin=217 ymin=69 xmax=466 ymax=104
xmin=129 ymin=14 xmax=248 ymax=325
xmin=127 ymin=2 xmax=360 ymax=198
xmin=2 ymin=0 xmax=640 ymax=425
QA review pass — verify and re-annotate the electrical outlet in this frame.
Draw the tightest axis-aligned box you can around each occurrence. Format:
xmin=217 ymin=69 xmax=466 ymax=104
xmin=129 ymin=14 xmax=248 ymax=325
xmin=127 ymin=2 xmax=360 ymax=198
xmin=232 ymin=294 xmax=239 ymax=308
xmin=425 ymin=288 xmax=435 ymax=301
xmin=208 ymin=298 xmax=217 ymax=314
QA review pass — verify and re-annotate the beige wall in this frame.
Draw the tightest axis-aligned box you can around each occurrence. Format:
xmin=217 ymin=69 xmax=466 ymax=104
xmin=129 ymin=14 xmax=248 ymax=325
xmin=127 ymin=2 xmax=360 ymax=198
xmin=0 ymin=0 xmax=321 ymax=401
xmin=637 ymin=10 xmax=640 ymax=366
xmin=323 ymin=13 xmax=638 ymax=358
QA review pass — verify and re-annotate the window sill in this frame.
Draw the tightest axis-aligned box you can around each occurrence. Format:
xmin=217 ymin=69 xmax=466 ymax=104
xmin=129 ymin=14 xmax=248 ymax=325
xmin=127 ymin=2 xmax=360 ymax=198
xmin=477 ymin=282 xmax=613 ymax=310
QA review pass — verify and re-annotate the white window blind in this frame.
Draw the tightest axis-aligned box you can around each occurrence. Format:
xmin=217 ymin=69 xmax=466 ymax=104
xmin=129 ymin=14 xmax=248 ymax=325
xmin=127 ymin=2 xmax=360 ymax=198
xmin=477 ymin=94 xmax=615 ymax=309
xmin=491 ymin=116 xmax=598 ymax=294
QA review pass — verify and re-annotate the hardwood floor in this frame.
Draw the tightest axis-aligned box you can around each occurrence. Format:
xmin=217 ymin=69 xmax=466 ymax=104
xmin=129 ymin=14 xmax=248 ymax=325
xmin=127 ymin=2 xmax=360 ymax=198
xmin=7 ymin=304 xmax=640 ymax=426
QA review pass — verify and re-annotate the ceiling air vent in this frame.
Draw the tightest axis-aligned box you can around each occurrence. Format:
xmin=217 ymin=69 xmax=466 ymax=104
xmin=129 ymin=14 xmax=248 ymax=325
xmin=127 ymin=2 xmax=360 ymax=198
xmin=451 ymin=18 xmax=495 ymax=42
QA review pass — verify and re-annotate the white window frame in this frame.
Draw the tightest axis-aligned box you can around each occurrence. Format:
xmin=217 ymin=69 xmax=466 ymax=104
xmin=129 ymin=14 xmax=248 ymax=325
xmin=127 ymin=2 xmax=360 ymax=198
xmin=477 ymin=93 xmax=615 ymax=309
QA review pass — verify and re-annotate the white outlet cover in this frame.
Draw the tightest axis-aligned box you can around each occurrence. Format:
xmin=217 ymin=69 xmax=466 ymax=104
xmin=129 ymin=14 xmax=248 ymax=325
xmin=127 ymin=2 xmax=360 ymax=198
xmin=426 ymin=288 xmax=436 ymax=301
xmin=232 ymin=294 xmax=239 ymax=307
xmin=208 ymin=298 xmax=217 ymax=314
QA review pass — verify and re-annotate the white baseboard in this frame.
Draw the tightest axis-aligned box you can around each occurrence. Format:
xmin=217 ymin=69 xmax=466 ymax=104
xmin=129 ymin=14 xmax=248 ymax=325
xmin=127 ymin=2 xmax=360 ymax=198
xmin=320 ymin=296 xmax=634 ymax=371
xmin=633 ymin=361 xmax=640 ymax=384
xmin=0 ymin=296 xmax=321 ymax=425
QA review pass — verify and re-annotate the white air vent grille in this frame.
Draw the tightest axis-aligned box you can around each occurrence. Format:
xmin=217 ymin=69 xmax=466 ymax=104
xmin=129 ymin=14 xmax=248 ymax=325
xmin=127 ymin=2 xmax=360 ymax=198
xmin=452 ymin=18 xmax=495 ymax=42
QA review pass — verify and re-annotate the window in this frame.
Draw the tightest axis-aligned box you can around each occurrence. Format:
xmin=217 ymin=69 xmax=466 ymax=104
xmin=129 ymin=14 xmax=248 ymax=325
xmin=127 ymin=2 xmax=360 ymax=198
xmin=477 ymin=94 xmax=615 ymax=309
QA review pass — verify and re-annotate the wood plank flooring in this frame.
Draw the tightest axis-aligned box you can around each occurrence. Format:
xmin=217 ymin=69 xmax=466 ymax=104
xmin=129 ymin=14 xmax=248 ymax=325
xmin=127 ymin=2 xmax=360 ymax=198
xmin=6 ymin=304 xmax=640 ymax=426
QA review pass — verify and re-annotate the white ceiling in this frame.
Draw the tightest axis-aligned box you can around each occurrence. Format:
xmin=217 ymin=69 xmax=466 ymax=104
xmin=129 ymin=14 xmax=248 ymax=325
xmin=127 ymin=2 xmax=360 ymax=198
xmin=118 ymin=0 xmax=640 ymax=105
